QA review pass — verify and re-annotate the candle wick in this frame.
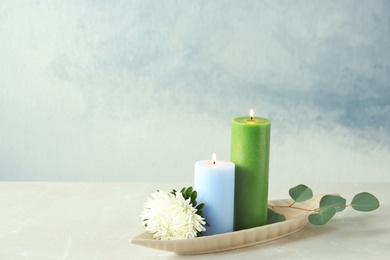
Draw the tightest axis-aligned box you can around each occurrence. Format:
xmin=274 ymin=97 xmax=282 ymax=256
xmin=250 ymin=116 xmax=253 ymax=120
xmin=213 ymin=161 xmax=216 ymax=165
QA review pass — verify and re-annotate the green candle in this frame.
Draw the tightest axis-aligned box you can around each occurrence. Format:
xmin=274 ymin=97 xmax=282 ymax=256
xmin=231 ymin=109 xmax=271 ymax=231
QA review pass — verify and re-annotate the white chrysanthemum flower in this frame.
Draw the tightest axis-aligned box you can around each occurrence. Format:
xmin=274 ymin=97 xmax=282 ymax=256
xmin=141 ymin=190 xmax=206 ymax=240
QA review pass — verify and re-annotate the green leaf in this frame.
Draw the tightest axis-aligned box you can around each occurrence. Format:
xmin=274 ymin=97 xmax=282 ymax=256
xmin=191 ymin=190 xmax=197 ymax=203
xmin=196 ymin=203 xmax=205 ymax=210
xmin=289 ymin=184 xmax=313 ymax=202
xmin=185 ymin=186 xmax=193 ymax=199
xmin=320 ymin=195 xmax=346 ymax=212
xmin=351 ymin=192 xmax=380 ymax=212
xmin=267 ymin=208 xmax=286 ymax=224
xmin=309 ymin=207 xmax=336 ymax=225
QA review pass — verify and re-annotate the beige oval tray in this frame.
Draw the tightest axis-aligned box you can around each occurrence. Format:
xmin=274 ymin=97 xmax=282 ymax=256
xmin=131 ymin=195 xmax=322 ymax=255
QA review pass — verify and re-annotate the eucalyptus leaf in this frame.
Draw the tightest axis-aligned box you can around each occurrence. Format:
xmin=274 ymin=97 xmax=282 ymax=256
xmin=309 ymin=207 xmax=336 ymax=225
xmin=289 ymin=184 xmax=313 ymax=202
xmin=320 ymin=195 xmax=346 ymax=212
xmin=351 ymin=192 xmax=380 ymax=212
xmin=267 ymin=208 xmax=286 ymax=224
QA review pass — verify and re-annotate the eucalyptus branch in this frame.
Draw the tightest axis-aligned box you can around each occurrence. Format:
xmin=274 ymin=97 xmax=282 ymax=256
xmin=267 ymin=184 xmax=380 ymax=225
xmin=269 ymin=204 xmax=318 ymax=212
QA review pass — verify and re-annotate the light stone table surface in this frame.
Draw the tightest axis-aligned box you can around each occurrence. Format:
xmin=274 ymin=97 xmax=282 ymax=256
xmin=0 ymin=182 xmax=389 ymax=260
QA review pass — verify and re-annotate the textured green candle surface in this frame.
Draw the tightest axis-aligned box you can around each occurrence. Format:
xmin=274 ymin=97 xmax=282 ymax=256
xmin=231 ymin=116 xmax=271 ymax=231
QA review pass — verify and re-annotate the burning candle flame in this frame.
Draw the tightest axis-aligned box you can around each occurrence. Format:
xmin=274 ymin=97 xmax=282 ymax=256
xmin=250 ymin=108 xmax=254 ymax=120
xmin=212 ymin=152 xmax=216 ymax=165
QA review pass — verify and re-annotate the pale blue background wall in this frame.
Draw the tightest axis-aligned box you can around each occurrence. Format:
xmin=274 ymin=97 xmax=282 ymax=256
xmin=1 ymin=1 xmax=389 ymax=182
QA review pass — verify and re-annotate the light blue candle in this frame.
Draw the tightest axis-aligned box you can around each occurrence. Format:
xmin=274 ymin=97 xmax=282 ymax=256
xmin=194 ymin=153 xmax=235 ymax=236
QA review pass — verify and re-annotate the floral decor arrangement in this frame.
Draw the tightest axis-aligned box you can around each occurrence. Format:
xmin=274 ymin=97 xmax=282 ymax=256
xmin=141 ymin=184 xmax=379 ymax=240
xmin=136 ymin=110 xmax=380 ymax=253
